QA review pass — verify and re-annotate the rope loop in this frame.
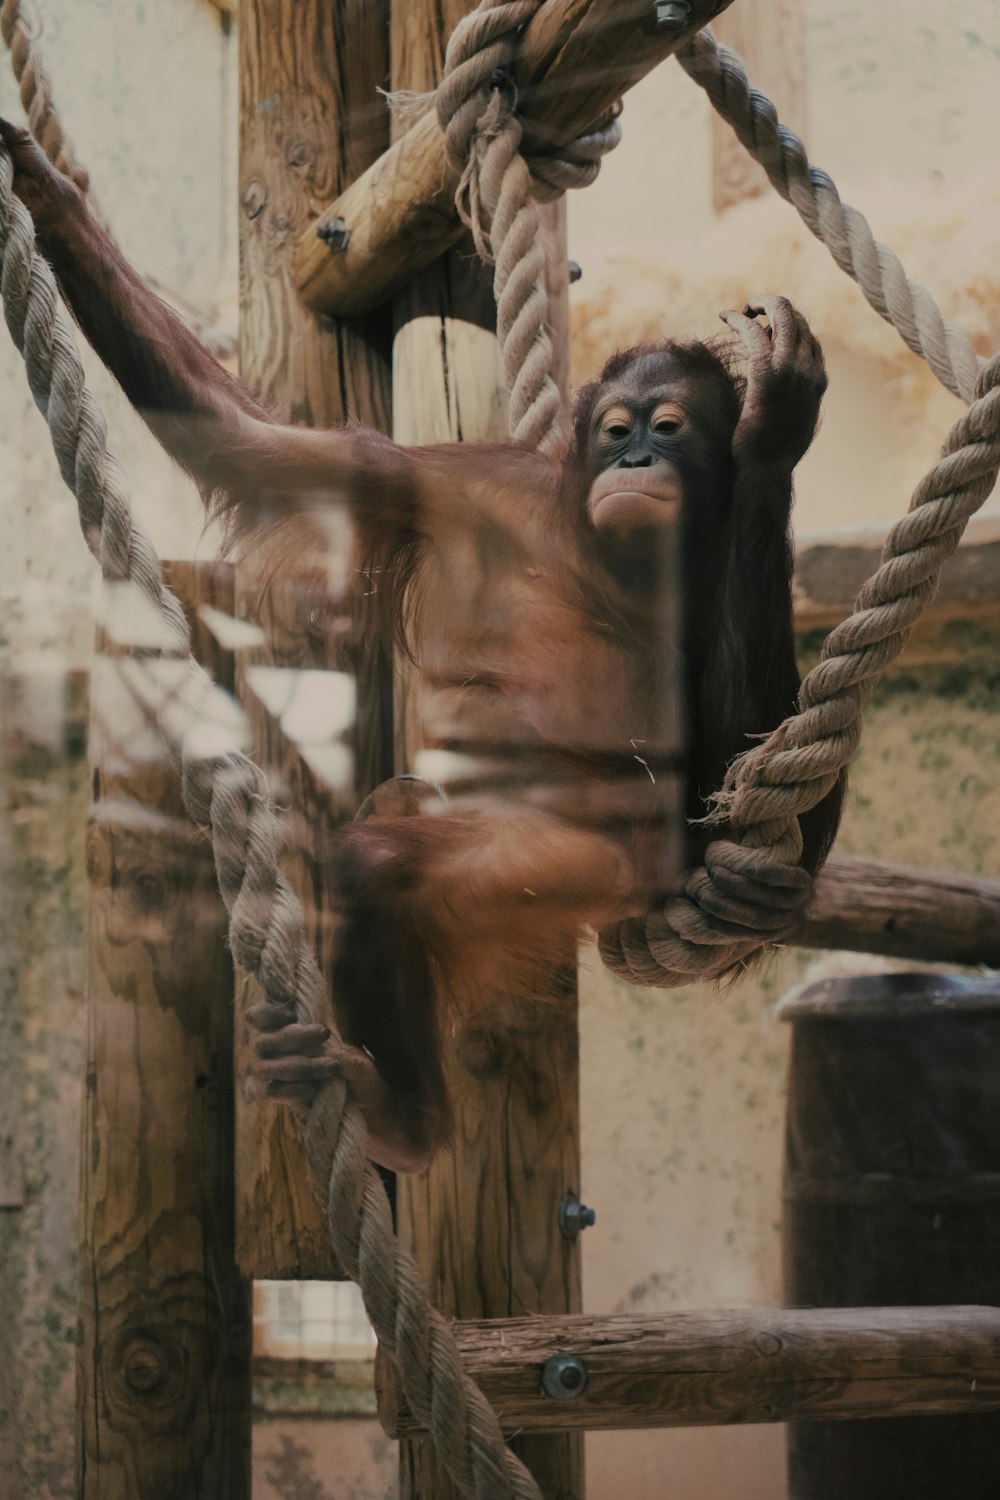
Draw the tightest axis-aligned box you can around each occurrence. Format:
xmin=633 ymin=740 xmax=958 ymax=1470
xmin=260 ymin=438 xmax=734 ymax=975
xmin=436 ymin=0 xmax=620 ymax=453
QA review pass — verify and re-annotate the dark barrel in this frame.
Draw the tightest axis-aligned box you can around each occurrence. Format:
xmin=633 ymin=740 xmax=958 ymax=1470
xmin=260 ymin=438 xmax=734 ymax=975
xmin=779 ymin=971 xmax=1000 ymax=1500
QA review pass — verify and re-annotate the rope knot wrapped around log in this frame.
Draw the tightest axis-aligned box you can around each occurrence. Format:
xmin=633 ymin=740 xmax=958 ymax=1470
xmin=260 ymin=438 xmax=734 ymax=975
xmin=435 ymin=0 xmax=620 ymax=452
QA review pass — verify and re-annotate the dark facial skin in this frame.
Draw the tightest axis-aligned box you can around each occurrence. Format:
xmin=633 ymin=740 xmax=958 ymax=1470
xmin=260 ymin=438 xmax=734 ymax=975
xmin=585 ymin=351 xmax=738 ymax=580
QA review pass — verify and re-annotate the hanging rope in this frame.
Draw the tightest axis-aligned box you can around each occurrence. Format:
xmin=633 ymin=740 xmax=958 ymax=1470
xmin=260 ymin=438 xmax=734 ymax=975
xmin=0 ymin=139 xmax=544 ymax=1500
xmin=676 ymin=27 xmax=983 ymax=405
xmin=436 ymin=0 xmax=620 ymax=452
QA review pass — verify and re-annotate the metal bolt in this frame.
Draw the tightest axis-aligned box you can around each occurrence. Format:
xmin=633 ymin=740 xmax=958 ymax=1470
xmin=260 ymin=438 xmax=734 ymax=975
xmin=654 ymin=0 xmax=692 ymax=27
xmin=568 ymin=260 xmax=583 ymax=284
xmin=542 ymin=1352 xmax=588 ymax=1401
xmin=316 ymin=216 xmax=351 ymax=253
xmin=559 ymin=1190 xmax=596 ymax=1241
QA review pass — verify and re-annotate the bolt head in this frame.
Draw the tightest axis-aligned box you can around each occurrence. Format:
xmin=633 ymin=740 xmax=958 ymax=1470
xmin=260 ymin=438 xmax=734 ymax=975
xmin=316 ymin=216 xmax=351 ymax=253
xmin=542 ymin=1352 xmax=588 ymax=1401
xmin=655 ymin=0 xmax=692 ymax=27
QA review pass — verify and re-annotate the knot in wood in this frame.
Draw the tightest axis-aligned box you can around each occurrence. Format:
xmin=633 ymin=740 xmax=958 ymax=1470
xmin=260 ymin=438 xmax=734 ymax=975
xmin=122 ymin=1339 xmax=167 ymax=1394
xmin=242 ymin=179 xmax=266 ymax=220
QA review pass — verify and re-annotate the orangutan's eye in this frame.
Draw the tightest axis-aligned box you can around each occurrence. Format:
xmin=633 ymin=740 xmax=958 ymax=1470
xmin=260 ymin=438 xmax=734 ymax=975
xmin=601 ymin=406 xmax=632 ymax=440
xmin=652 ymin=403 xmax=685 ymax=434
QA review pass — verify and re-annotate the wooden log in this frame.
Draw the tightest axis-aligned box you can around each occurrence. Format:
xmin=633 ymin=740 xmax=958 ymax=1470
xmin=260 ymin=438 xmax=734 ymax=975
xmin=388 ymin=6 xmax=623 ymax=1496
xmin=797 ymin=852 xmax=1000 ymax=968
xmin=78 ymin=561 xmax=251 ymax=1498
xmin=295 ymin=0 xmax=736 ymax=316
xmin=377 ymin=1305 xmax=1000 ymax=1436
xmin=236 ymin=0 xmax=394 ymax=1278
xmin=794 ymin=527 xmax=1000 ymax=631
xmin=711 ymin=0 xmax=807 ymax=212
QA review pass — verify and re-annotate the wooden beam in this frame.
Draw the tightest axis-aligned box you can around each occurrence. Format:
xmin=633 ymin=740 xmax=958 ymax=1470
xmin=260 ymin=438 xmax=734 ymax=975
xmin=377 ymin=1305 xmax=1000 ymax=1435
xmin=235 ymin=0 xmax=393 ymax=1279
xmin=794 ymin=524 xmax=1000 ymax=631
xmin=294 ymin=0 xmax=736 ymax=316
xmin=796 ymin=853 xmax=1000 ymax=968
xmin=389 ymin=7 xmax=591 ymax=1497
xmin=78 ymin=562 xmax=251 ymax=1498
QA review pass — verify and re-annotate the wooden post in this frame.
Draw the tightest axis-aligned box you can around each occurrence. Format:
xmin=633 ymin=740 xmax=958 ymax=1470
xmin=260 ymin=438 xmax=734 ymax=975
xmin=236 ymin=0 xmax=394 ymax=1278
xmin=390 ymin=6 xmax=584 ymax=1497
xmin=377 ymin=1305 xmax=1000 ymax=1435
xmin=78 ymin=562 xmax=251 ymax=1498
xmin=711 ymin=0 xmax=808 ymax=212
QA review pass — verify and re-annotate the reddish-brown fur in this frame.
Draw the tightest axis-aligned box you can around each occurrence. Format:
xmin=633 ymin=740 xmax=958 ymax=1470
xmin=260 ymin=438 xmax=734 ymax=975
xmin=2 ymin=119 xmax=842 ymax=1171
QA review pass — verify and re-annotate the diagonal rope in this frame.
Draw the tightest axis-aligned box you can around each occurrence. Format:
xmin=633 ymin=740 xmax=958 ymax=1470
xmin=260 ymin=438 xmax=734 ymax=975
xmin=676 ymin=26 xmax=983 ymax=405
xmin=0 ymin=139 xmax=543 ymax=1500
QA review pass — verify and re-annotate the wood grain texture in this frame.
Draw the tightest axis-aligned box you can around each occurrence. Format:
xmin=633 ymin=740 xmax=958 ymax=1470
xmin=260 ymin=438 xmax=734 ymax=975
xmin=711 ymin=0 xmax=808 ymax=212
xmin=391 ymin=6 xmax=584 ymax=1497
xmin=797 ymin=852 xmax=1000 ymax=967
xmin=78 ymin=563 xmax=251 ymax=1499
xmin=236 ymin=0 xmax=393 ymax=1277
xmin=295 ymin=0 xmax=737 ymax=316
xmin=794 ymin=535 xmax=1000 ymax=631
xmin=782 ymin=977 xmax=1000 ymax=1497
xmin=381 ymin=1305 xmax=1000 ymax=1435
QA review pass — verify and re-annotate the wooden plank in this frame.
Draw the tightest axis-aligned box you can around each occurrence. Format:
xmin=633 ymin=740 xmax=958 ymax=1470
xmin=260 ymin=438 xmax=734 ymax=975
xmin=379 ymin=1305 xmax=1000 ymax=1435
xmin=77 ymin=562 xmax=251 ymax=1498
xmin=794 ymin=531 xmax=1000 ymax=631
xmin=294 ymin=0 xmax=737 ymax=316
xmin=235 ymin=0 xmax=394 ymax=1278
xmin=711 ymin=0 xmax=807 ymax=212
xmin=796 ymin=853 xmax=1000 ymax=968
xmin=390 ymin=6 xmax=588 ymax=1497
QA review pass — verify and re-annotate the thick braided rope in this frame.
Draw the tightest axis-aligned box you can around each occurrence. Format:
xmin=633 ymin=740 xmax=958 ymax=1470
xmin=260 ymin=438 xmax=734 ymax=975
xmin=677 ymin=27 xmax=983 ymax=405
xmin=600 ymin=353 xmax=1000 ymax=985
xmin=436 ymin=0 xmax=619 ymax=452
xmin=0 ymin=142 xmax=544 ymax=1500
xmin=0 ymin=0 xmax=89 ymax=193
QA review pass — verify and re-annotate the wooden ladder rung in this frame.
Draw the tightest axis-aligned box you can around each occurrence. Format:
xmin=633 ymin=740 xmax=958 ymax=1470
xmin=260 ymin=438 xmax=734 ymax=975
xmin=375 ymin=1305 xmax=1000 ymax=1436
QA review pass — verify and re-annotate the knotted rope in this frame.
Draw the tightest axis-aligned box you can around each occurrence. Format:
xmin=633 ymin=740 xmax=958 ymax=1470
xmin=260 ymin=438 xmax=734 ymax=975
xmin=435 ymin=0 xmax=620 ymax=452
xmin=0 ymin=140 xmax=544 ymax=1500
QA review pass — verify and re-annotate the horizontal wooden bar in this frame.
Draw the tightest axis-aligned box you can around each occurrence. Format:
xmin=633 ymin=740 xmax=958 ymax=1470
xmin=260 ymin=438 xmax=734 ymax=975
xmin=799 ymin=853 xmax=1000 ymax=968
xmin=794 ymin=527 xmax=1000 ymax=631
xmin=294 ymin=0 xmax=735 ymax=316
xmin=376 ymin=1305 xmax=1000 ymax=1436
